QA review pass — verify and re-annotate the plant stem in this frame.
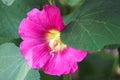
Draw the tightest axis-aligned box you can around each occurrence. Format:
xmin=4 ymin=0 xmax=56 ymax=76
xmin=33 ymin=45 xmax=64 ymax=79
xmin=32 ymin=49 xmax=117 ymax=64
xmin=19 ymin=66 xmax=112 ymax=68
xmin=48 ymin=0 xmax=55 ymax=5
xmin=63 ymin=75 xmax=72 ymax=80
xmin=118 ymin=47 xmax=120 ymax=66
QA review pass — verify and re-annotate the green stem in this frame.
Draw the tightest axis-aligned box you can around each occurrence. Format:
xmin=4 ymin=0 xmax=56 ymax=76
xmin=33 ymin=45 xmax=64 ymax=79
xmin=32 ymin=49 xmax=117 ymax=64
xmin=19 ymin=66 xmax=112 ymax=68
xmin=63 ymin=75 xmax=72 ymax=80
xmin=48 ymin=0 xmax=55 ymax=5
xmin=118 ymin=47 xmax=120 ymax=66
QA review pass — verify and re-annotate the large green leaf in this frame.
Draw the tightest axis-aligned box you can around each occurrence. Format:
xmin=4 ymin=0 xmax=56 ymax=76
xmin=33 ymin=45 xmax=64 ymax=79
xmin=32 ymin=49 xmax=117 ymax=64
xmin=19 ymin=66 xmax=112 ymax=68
xmin=61 ymin=0 xmax=120 ymax=50
xmin=0 ymin=0 xmax=43 ymax=44
xmin=0 ymin=43 xmax=40 ymax=80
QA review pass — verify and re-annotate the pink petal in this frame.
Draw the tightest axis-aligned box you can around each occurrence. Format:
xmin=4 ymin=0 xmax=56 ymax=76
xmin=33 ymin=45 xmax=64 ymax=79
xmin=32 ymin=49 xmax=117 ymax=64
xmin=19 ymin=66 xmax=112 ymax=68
xmin=66 ymin=47 xmax=88 ymax=62
xmin=19 ymin=18 xmax=47 ymax=40
xmin=20 ymin=39 xmax=42 ymax=57
xmin=27 ymin=5 xmax=64 ymax=31
xmin=42 ymin=47 xmax=87 ymax=76
xmin=27 ymin=8 xmax=51 ymax=31
xmin=42 ymin=53 xmax=78 ymax=76
xmin=25 ymin=43 xmax=51 ymax=69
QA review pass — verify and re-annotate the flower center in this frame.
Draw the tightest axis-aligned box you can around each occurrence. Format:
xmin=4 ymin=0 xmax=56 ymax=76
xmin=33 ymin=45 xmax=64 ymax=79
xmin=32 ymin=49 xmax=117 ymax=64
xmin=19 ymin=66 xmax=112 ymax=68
xmin=46 ymin=30 xmax=66 ymax=56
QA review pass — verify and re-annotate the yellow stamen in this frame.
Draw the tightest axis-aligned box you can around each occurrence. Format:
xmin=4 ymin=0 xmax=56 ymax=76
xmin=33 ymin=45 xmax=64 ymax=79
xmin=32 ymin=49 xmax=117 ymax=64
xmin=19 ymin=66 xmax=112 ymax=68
xmin=46 ymin=29 xmax=66 ymax=55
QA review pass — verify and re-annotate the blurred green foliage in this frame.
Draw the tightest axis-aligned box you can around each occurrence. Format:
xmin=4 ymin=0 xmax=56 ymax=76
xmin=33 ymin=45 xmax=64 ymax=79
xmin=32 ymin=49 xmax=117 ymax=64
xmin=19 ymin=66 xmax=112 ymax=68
xmin=79 ymin=52 xmax=117 ymax=80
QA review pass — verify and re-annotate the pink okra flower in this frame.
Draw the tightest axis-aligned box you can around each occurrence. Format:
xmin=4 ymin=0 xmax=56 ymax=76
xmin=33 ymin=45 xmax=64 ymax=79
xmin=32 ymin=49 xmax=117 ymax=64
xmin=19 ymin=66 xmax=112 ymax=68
xmin=18 ymin=4 xmax=87 ymax=76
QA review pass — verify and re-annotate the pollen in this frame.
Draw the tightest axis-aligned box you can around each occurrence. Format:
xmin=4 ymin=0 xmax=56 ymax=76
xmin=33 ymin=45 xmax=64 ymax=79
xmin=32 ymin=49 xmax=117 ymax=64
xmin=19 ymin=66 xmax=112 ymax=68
xmin=46 ymin=29 xmax=66 ymax=55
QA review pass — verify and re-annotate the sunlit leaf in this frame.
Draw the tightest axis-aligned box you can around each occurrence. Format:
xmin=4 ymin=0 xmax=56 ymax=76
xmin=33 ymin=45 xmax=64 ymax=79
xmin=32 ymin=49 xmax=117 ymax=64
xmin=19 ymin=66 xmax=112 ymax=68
xmin=0 ymin=43 xmax=40 ymax=80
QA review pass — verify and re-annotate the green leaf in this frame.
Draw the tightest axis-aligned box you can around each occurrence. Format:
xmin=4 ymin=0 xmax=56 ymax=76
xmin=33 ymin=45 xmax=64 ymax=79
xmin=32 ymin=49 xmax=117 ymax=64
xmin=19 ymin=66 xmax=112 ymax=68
xmin=1 ymin=0 xmax=15 ymax=6
xmin=0 ymin=43 xmax=40 ymax=80
xmin=78 ymin=52 xmax=115 ymax=80
xmin=0 ymin=0 xmax=42 ymax=44
xmin=61 ymin=0 xmax=120 ymax=50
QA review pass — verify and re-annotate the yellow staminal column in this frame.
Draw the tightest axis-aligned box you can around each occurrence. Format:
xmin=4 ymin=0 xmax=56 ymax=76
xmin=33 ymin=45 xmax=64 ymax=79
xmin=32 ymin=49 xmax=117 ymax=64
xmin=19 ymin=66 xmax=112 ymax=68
xmin=46 ymin=29 xmax=66 ymax=56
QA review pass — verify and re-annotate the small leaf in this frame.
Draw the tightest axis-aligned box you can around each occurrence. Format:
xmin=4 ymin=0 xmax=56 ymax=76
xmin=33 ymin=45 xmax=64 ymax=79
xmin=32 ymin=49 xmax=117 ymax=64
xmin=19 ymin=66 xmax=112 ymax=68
xmin=61 ymin=0 xmax=120 ymax=50
xmin=59 ymin=0 xmax=85 ymax=7
xmin=1 ymin=0 xmax=15 ymax=6
xmin=0 ymin=43 xmax=40 ymax=80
